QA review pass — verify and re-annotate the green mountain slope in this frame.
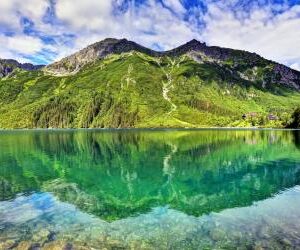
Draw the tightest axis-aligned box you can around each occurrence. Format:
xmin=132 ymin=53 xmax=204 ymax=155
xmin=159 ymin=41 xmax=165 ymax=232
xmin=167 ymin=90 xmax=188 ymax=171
xmin=0 ymin=39 xmax=300 ymax=128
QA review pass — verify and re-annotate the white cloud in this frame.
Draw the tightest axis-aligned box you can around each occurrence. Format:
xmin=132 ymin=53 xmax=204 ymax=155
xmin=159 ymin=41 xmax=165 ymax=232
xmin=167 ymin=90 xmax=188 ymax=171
xmin=0 ymin=0 xmax=49 ymax=30
xmin=0 ymin=35 xmax=43 ymax=55
xmin=202 ymin=3 xmax=300 ymax=67
xmin=127 ymin=0 xmax=197 ymax=49
xmin=291 ymin=63 xmax=300 ymax=71
xmin=0 ymin=0 xmax=52 ymax=63
xmin=56 ymin=0 xmax=114 ymax=31
xmin=161 ymin=0 xmax=185 ymax=15
xmin=54 ymin=0 xmax=198 ymax=54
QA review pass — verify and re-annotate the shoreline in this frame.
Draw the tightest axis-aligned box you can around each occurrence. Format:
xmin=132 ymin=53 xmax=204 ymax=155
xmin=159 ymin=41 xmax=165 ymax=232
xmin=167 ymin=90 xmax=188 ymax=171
xmin=0 ymin=127 xmax=299 ymax=132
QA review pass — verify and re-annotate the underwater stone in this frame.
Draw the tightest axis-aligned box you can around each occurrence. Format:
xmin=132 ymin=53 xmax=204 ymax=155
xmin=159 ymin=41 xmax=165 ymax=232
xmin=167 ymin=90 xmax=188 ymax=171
xmin=28 ymin=243 xmax=41 ymax=250
xmin=47 ymin=231 xmax=57 ymax=242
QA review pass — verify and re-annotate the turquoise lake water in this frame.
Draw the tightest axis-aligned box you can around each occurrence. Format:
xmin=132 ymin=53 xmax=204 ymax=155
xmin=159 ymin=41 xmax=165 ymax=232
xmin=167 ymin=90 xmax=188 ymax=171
xmin=0 ymin=129 xmax=300 ymax=249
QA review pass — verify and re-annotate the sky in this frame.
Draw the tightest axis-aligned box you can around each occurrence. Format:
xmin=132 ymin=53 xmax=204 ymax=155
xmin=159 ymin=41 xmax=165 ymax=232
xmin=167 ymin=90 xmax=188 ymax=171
xmin=0 ymin=0 xmax=300 ymax=70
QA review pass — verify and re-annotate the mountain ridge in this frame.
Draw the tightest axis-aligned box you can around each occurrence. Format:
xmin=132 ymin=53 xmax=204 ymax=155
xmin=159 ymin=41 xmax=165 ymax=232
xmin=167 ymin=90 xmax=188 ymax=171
xmin=43 ymin=38 xmax=300 ymax=90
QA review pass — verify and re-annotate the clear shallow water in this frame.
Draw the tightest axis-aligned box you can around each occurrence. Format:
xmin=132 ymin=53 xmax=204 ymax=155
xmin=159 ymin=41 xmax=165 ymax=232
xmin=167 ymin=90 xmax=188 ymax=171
xmin=0 ymin=129 xmax=300 ymax=249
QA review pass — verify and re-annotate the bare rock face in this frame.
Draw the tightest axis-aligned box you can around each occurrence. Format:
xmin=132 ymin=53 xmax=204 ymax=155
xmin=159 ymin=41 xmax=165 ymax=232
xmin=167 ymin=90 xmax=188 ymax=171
xmin=43 ymin=38 xmax=300 ymax=90
xmin=273 ymin=64 xmax=300 ymax=90
xmin=0 ymin=59 xmax=44 ymax=77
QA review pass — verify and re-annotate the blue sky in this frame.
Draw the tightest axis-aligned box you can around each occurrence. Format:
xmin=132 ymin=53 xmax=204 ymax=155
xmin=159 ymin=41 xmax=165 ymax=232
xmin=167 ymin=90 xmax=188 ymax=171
xmin=0 ymin=0 xmax=300 ymax=70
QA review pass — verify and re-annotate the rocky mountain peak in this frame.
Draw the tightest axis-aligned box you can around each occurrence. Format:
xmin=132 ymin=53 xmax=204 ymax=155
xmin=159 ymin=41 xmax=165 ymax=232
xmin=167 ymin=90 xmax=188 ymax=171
xmin=44 ymin=38 xmax=159 ymax=75
xmin=165 ymin=39 xmax=207 ymax=56
xmin=179 ymin=39 xmax=206 ymax=49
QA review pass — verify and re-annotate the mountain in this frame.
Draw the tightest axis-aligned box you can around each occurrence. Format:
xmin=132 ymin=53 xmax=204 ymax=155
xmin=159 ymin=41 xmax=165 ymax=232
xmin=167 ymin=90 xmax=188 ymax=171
xmin=0 ymin=59 xmax=44 ymax=77
xmin=0 ymin=38 xmax=300 ymax=129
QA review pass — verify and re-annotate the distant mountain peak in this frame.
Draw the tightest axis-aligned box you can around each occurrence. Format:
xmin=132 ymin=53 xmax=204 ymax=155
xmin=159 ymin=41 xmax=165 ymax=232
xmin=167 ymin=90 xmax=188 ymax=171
xmin=0 ymin=58 xmax=44 ymax=77
xmin=164 ymin=39 xmax=207 ymax=56
xmin=185 ymin=39 xmax=206 ymax=46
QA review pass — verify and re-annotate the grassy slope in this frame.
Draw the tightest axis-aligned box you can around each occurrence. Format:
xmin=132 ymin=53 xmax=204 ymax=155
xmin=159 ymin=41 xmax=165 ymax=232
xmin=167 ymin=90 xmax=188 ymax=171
xmin=0 ymin=52 xmax=300 ymax=128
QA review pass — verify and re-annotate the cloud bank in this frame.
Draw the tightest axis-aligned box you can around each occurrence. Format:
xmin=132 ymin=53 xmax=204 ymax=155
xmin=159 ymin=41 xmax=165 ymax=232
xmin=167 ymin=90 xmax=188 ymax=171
xmin=0 ymin=0 xmax=299 ymax=70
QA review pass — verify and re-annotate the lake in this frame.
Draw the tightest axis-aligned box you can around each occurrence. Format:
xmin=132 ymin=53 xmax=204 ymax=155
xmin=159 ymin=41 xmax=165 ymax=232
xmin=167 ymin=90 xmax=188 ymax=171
xmin=0 ymin=129 xmax=300 ymax=249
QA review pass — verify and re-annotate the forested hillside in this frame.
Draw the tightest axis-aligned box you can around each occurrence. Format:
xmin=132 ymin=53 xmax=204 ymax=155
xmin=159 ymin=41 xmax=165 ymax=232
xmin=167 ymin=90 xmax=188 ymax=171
xmin=0 ymin=39 xmax=300 ymax=128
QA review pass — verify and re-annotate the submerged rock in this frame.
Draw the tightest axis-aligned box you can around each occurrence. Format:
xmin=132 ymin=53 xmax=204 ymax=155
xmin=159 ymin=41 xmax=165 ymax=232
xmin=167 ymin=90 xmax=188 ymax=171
xmin=28 ymin=243 xmax=41 ymax=250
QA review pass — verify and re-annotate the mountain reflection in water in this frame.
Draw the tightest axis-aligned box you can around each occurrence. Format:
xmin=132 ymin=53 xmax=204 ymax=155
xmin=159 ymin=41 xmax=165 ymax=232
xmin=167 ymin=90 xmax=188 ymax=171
xmin=0 ymin=129 xmax=300 ymax=249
